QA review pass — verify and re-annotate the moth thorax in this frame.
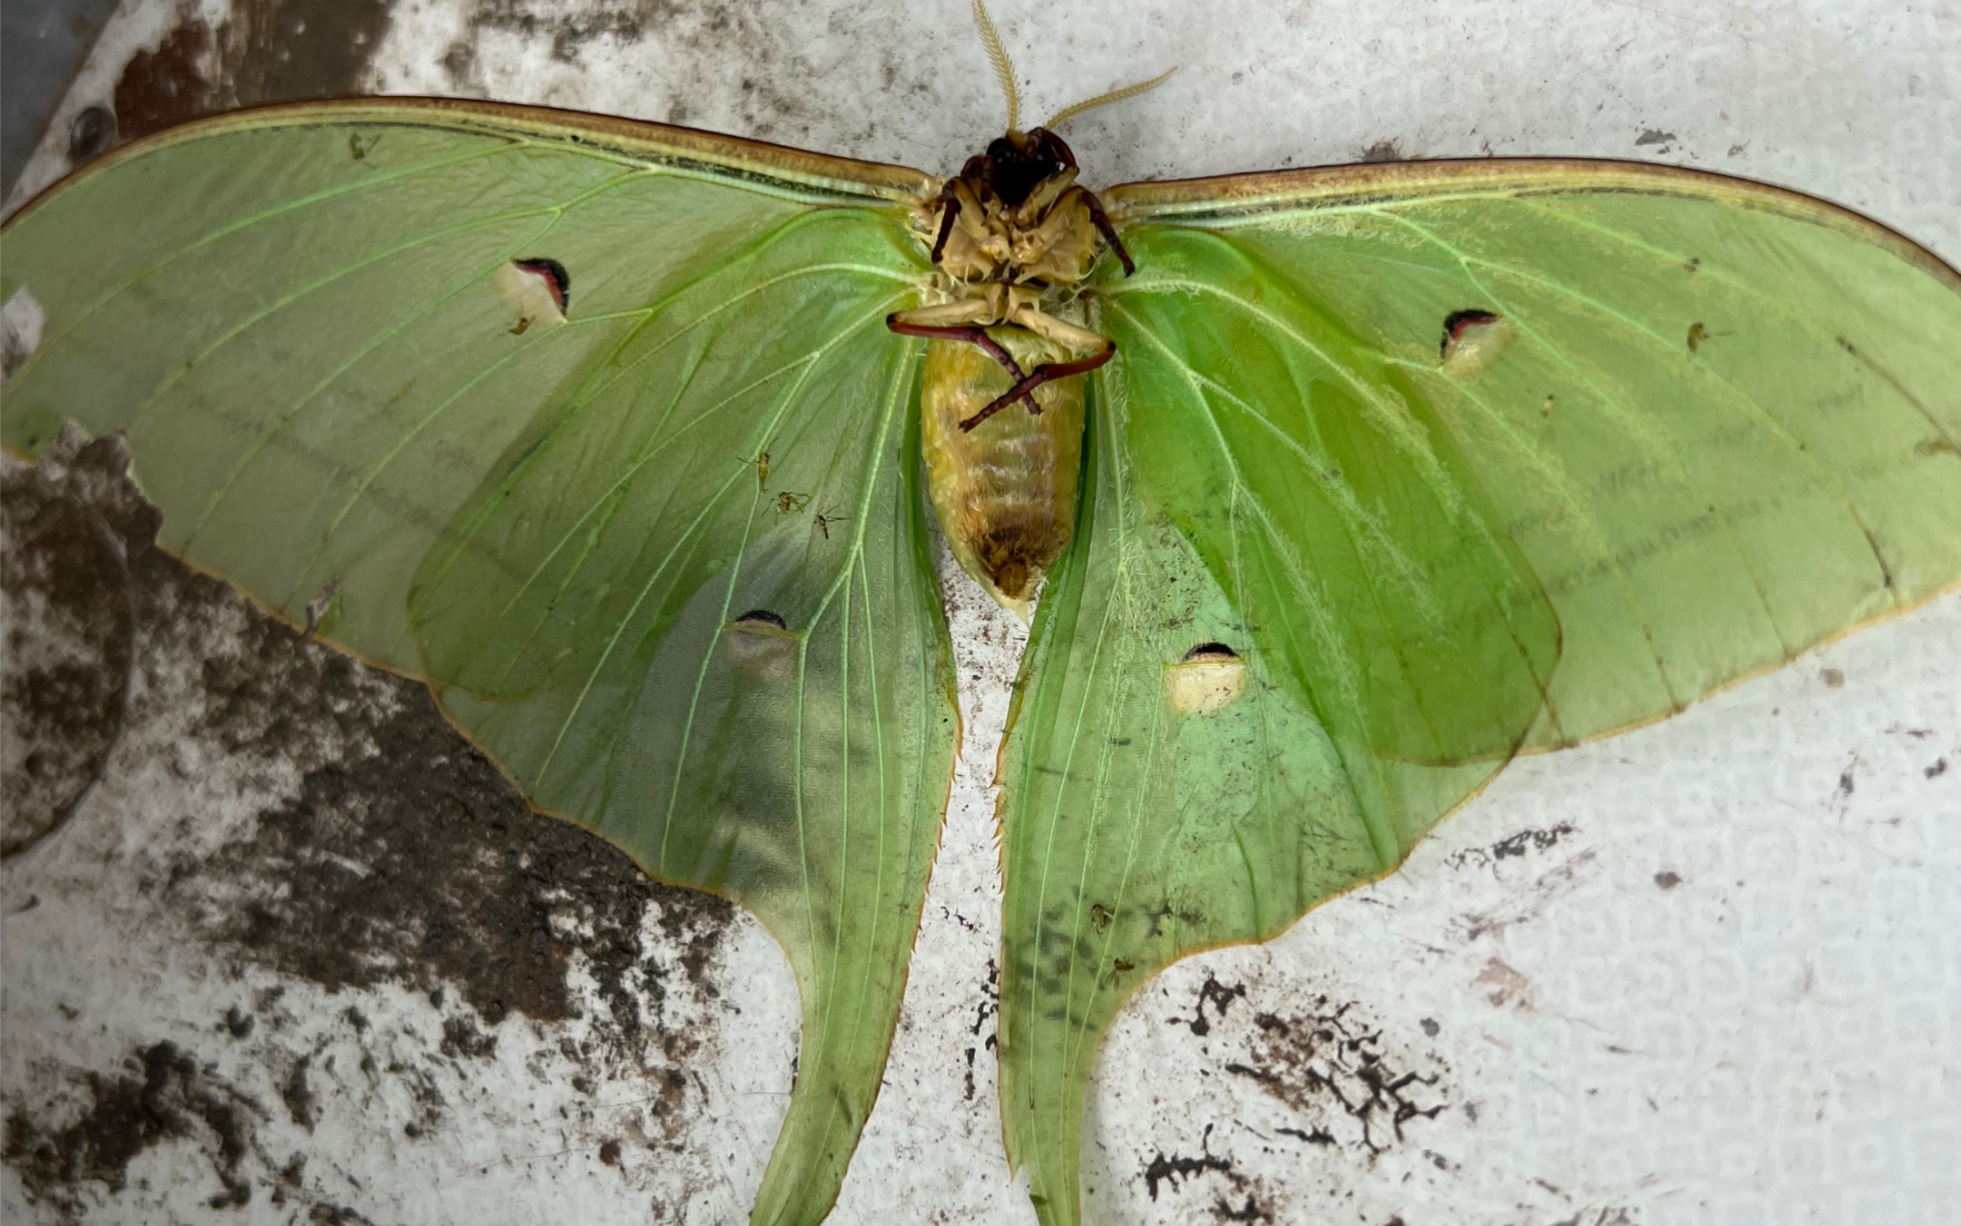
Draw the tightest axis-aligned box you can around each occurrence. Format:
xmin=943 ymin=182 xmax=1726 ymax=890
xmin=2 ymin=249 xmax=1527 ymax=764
xmin=920 ymin=329 xmax=1086 ymax=619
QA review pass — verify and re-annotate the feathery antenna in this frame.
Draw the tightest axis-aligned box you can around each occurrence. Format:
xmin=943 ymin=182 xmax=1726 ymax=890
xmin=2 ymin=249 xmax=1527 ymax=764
xmin=1045 ymin=66 xmax=1177 ymax=131
xmin=972 ymin=0 xmax=1021 ymax=133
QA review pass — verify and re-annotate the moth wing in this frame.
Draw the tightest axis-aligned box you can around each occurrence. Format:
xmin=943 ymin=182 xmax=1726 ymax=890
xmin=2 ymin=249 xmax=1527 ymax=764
xmin=997 ymin=159 xmax=1961 ymax=1223
xmin=1 ymin=100 xmax=957 ymax=1226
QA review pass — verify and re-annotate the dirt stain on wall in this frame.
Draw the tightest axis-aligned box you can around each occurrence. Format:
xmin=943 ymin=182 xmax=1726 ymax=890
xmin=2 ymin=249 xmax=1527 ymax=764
xmin=1 ymin=432 xmax=743 ymax=1218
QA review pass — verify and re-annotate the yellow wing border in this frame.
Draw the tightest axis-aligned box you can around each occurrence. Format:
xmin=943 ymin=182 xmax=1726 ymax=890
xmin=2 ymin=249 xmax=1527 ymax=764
xmin=4 ymin=96 xmax=940 ymax=227
xmin=1105 ymin=157 xmax=1961 ymax=291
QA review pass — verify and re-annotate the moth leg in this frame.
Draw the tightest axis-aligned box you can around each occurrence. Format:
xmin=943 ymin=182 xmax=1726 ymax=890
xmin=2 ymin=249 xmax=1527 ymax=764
xmin=959 ymin=304 xmax=1115 ymax=432
xmin=1008 ymin=302 xmax=1106 ymax=354
xmin=959 ymin=344 xmax=1113 ymax=432
xmin=927 ymin=178 xmax=962 ymax=264
xmin=888 ymin=300 xmax=1041 ymax=414
xmin=887 ymin=319 xmax=1028 ymax=383
xmin=1076 ymin=187 xmax=1133 ymax=276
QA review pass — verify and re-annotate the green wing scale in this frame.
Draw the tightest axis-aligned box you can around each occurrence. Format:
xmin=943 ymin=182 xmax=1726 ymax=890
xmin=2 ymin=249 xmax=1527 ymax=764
xmin=0 ymin=101 xmax=958 ymax=1226
xmin=5 ymin=103 xmax=1958 ymax=1226
xmin=998 ymin=162 xmax=1961 ymax=1222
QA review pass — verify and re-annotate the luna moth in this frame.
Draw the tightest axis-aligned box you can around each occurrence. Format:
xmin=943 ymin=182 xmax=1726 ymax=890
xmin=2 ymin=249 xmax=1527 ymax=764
xmin=3 ymin=0 xmax=1958 ymax=1221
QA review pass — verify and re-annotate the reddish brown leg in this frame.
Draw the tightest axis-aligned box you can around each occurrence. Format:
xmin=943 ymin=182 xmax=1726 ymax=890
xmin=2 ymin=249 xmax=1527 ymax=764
xmin=1077 ymin=187 xmax=1134 ymax=277
xmin=928 ymin=181 xmax=962 ymax=264
xmin=885 ymin=316 xmax=1041 ymax=414
xmin=886 ymin=317 xmax=1026 ymax=379
xmin=959 ymin=342 xmax=1116 ymax=432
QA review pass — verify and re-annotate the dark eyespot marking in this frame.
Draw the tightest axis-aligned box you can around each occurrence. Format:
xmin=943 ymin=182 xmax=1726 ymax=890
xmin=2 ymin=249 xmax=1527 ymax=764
xmin=1439 ymin=309 xmax=1501 ymax=360
xmin=495 ymin=258 xmax=570 ymax=334
xmin=1439 ymin=309 xmax=1513 ymax=377
xmin=1182 ymin=643 xmax=1239 ymax=664
xmin=512 ymin=258 xmax=571 ymax=314
xmin=724 ymin=611 xmax=798 ymax=681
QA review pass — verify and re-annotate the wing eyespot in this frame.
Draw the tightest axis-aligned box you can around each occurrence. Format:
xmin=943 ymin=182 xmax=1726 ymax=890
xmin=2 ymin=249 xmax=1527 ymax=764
xmin=1166 ymin=643 xmax=1247 ymax=715
xmin=1439 ymin=308 xmax=1511 ymax=377
xmin=495 ymin=258 xmax=571 ymax=335
xmin=723 ymin=610 xmax=799 ymax=682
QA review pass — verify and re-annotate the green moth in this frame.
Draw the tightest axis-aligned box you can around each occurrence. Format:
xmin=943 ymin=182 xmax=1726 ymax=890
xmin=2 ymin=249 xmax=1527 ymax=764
xmin=2 ymin=1 xmax=1957 ymax=1222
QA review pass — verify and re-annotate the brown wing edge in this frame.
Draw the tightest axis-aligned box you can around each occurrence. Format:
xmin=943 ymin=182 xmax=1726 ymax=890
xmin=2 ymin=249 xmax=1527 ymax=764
xmin=2 ymin=96 xmax=940 ymax=230
xmin=1103 ymin=157 xmax=1961 ymax=291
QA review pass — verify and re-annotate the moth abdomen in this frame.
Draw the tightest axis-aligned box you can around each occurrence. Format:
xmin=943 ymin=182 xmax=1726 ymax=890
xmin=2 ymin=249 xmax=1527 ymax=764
xmin=921 ymin=332 xmax=1085 ymax=618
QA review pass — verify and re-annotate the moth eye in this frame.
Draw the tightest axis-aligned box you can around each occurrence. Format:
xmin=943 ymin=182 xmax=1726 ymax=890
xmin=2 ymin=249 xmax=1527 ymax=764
xmin=723 ymin=610 xmax=799 ymax=682
xmin=494 ymin=257 xmax=571 ymax=334
xmin=1166 ymin=642 xmax=1247 ymax=715
xmin=1438 ymin=308 xmax=1511 ymax=377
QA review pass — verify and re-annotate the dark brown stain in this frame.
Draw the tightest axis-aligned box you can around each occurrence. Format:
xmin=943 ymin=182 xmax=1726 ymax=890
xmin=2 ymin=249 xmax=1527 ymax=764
xmin=0 ymin=433 xmax=149 ymax=857
xmin=1358 ymin=139 xmax=1404 ymax=163
xmin=112 ymin=22 xmax=217 ymax=142
xmin=3 ymin=1041 xmax=260 ymax=1215
xmin=138 ymin=541 xmax=734 ymax=1040
xmin=1142 ymin=1123 xmax=1230 ymax=1201
xmin=280 ymin=1056 xmax=318 ymax=1130
xmin=440 ymin=1016 xmax=498 ymax=1060
xmin=1446 ymin=822 xmax=1577 ymax=870
xmin=470 ymin=0 xmax=680 ymax=66
xmin=1137 ymin=1122 xmax=1279 ymax=1219
xmin=1654 ymin=870 xmax=1683 ymax=890
xmin=441 ymin=2 xmax=856 ymax=151
xmin=109 ymin=1 xmax=393 ymax=156
xmin=1213 ymin=1192 xmax=1275 ymax=1222
xmin=1224 ymin=998 xmax=1446 ymax=1156
xmin=1 ymin=433 xmax=739 ymax=1211
xmin=1169 ymin=973 xmax=1246 ymax=1037
xmin=223 ymin=0 xmax=394 ymax=106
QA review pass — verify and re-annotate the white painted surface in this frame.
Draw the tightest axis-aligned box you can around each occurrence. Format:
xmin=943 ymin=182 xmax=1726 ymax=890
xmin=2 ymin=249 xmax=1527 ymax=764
xmin=3 ymin=1 xmax=1956 ymax=1224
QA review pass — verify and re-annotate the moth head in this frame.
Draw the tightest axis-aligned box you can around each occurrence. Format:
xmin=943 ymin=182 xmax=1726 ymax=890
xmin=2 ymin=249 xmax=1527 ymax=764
xmin=982 ymin=127 xmax=1076 ymax=209
xmin=966 ymin=0 xmax=1170 ymax=206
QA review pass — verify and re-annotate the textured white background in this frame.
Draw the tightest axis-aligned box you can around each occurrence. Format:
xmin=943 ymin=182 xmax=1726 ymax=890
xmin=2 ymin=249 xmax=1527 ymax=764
xmin=4 ymin=1 xmax=1957 ymax=1224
